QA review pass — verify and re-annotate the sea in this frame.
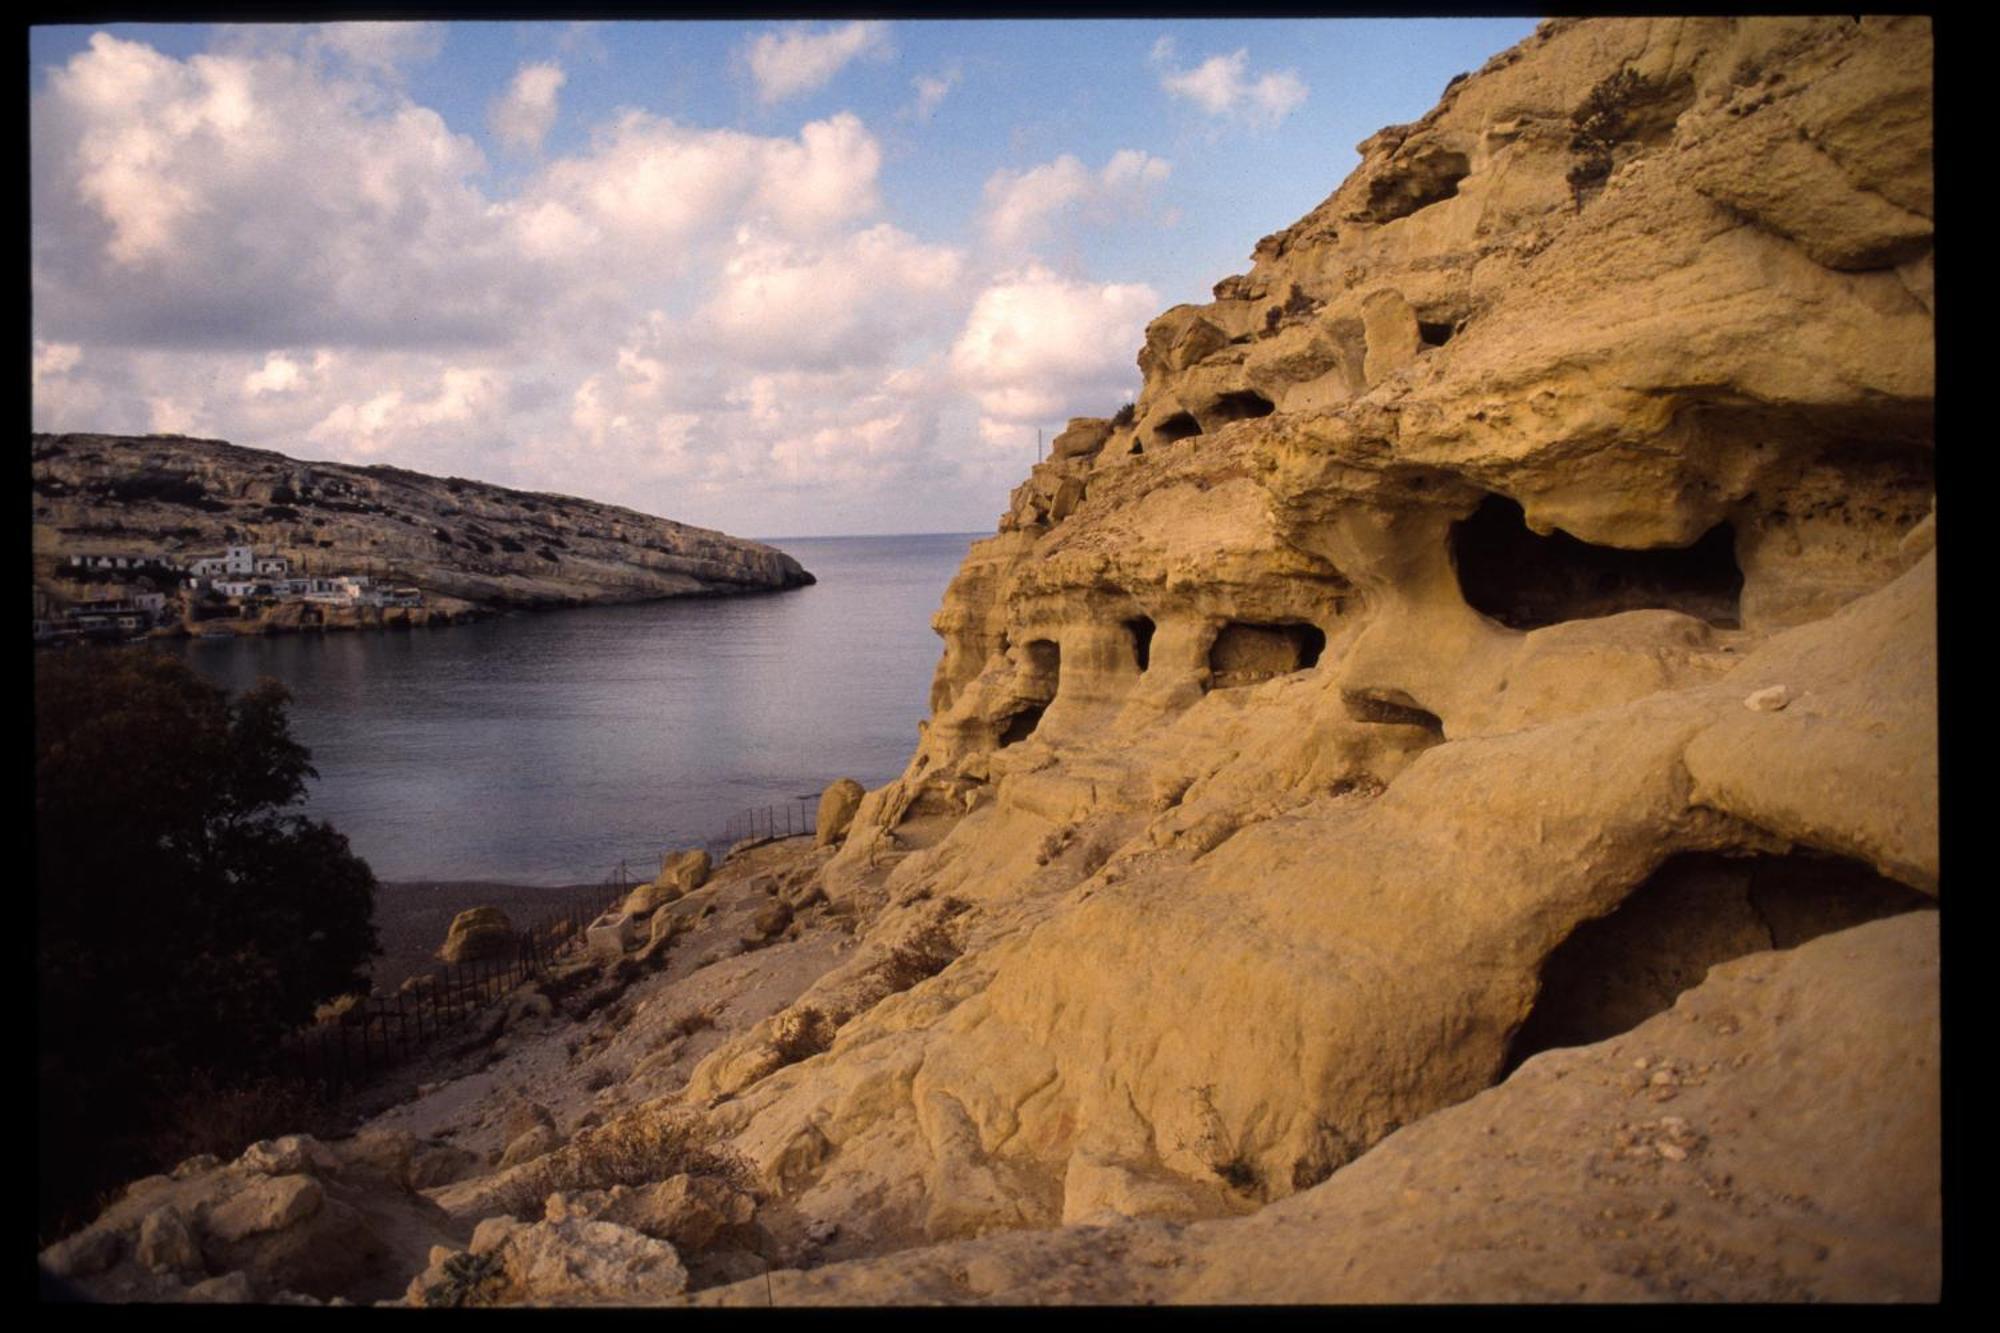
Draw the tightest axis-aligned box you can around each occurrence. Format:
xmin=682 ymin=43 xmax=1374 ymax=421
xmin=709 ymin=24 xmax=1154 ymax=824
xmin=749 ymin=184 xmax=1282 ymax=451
xmin=172 ymin=532 xmax=979 ymax=885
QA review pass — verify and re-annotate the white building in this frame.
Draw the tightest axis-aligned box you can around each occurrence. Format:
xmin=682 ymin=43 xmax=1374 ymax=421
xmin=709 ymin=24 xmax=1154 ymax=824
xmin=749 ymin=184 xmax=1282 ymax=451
xmin=187 ymin=545 xmax=252 ymax=577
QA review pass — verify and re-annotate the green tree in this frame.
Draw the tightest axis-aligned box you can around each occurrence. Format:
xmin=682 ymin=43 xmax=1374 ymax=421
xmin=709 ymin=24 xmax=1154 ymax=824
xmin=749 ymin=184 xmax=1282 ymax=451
xmin=37 ymin=649 xmax=379 ymax=1235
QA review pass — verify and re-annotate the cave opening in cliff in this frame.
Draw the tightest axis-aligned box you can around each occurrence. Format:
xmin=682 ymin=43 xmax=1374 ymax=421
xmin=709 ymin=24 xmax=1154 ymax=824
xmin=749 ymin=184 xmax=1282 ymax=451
xmin=1451 ymin=493 xmax=1743 ymax=630
xmin=1418 ymin=321 xmax=1455 ymax=348
xmin=996 ymin=705 xmax=1046 ymax=747
xmin=1125 ymin=617 xmax=1156 ymax=672
xmin=997 ymin=639 xmax=1060 ymax=746
xmin=1206 ymin=390 xmax=1276 ymax=424
xmin=1500 ymin=850 xmax=1934 ymax=1078
xmin=1155 ymin=412 xmax=1203 ymax=445
xmin=1207 ymin=621 xmax=1326 ymax=689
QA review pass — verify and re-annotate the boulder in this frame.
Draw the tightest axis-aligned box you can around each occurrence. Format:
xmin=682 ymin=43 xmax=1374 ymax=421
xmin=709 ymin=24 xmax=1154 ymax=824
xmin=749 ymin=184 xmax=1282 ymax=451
xmin=543 ymin=1175 xmax=756 ymax=1252
xmin=39 ymin=1225 xmax=122 ymax=1279
xmin=1050 ymin=418 xmax=1114 ymax=460
xmin=741 ymin=900 xmax=793 ymax=947
xmin=499 ymin=1124 xmax=565 ymax=1170
xmin=656 ymin=850 xmax=711 ymax=896
xmin=204 ymin=1174 xmax=324 ymax=1243
xmin=622 ymin=880 xmax=679 ymax=916
xmin=815 ymin=779 xmax=866 ymax=848
xmin=409 ymin=1217 xmax=689 ymax=1306
xmin=136 ymin=1204 xmax=204 ymax=1278
xmin=237 ymin=1135 xmax=340 ymax=1177
xmin=439 ymin=906 xmax=516 ymax=964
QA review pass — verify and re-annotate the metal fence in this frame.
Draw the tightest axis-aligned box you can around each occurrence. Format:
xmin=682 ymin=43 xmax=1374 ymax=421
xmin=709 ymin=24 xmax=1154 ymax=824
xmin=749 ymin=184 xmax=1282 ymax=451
xmin=720 ymin=796 xmax=818 ymax=846
xmin=283 ymin=865 xmax=632 ymax=1097
xmin=284 ymin=782 xmax=838 ymax=1099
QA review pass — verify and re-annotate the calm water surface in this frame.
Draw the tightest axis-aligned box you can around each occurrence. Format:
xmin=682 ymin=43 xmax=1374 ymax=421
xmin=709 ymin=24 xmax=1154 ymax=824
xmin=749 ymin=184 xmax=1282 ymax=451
xmin=175 ymin=533 xmax=977 ymax=884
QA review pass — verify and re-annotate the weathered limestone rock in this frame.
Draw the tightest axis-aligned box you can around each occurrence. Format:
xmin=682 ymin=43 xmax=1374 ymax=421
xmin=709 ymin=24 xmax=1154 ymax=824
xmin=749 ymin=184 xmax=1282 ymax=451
xmin=544 ymin=1175 xmax=756 ymax=1252
xmin=499 ymin=1124 xmax=565 ymax=1170
xmin=39 ymin=1226 xmax=122 ymax=1279
xmin=135 ymin=1204 xmax=203 ymax=1278
xmin=439 ymin=906 xmax=515 ymax=964
xmin=205 ymin=1174 xmax=324 ymax=1243
xmin=696 ymin=913 xmax=1939 ymax=1304
xmin=686 ymin=13 xmax=1936 ymax=1295
xmin=815 ymin=779 xmax=867 ymax=848
xmin=657 ymin=850 xmax=712 ymax=896
xmin=409 ymin=1217 xmax=690 ymax=1306
xmin=623 ymin=881 xmax=678 ymax=916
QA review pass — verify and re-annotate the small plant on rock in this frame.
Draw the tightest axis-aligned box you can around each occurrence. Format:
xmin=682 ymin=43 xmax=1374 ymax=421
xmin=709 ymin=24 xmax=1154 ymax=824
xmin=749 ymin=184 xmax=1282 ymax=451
xmin=770 ymin=1006 xmax=837 ymax=1066
xmin=423 ymin=1249 xmax=505 ymax=1308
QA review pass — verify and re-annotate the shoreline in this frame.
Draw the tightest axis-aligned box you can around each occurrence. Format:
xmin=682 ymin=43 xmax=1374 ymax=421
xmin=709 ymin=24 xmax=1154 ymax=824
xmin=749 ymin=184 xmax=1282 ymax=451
xmin=369 ymin=878 xmax=621 ymax=994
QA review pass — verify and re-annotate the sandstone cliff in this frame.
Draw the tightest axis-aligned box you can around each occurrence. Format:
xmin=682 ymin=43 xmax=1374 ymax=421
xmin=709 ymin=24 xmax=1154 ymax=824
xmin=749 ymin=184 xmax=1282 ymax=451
xmin=38 ymin=15 xmax=1938 ymax=1304
xmin=31 ymin=432 xmax=814 ymax=617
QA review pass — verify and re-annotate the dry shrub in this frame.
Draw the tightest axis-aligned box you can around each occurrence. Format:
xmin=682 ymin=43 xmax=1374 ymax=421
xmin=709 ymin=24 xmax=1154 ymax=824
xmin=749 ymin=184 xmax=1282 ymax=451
xmin=142 ymin=1071 xmax=345 ymax=1180
xmin=664 ymin=1004 xmax=721 ymax=1043
xmin=547 ymin=1104 xmax=755 ymax=1197
xmin=769 ymin=1006 xmax=837 ymax=1066
xmin=879 ymin=920 xmax=963 ymax=995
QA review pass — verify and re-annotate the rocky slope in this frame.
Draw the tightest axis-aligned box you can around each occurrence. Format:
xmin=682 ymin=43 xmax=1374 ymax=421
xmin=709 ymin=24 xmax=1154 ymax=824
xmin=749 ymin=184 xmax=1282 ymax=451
xmin=30 ymin=432 xmax=814 ymax=616
xmin=37 ymin=15 xmax=1937 ymax=1304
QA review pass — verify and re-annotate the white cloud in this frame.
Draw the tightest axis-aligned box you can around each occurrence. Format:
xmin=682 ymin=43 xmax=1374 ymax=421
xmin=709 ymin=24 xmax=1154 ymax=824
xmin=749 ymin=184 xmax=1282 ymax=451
xmin=490 ymin=62 xmax=566 ymax=153
xmin=1152 ymin=40 xmax=1307 ymax=129
xmin=744 ymin=21 xmax=891 ymax=105
xmin=243 ymin=352 xmax=305 ymax=396
xmin=306 ymin=22 xmax=445 ymax=78
xmin=700 ymin=223 xmax=966 ymax=370
xmin=29 ymin=29 xmax=1176 ymax=536
xmin=909 ymin=67 xmax=960 ymax=122
xmin=528 ymin=109 xmax=882 ymax=254
xmin=35 ymin=340 xmax=82 ymax=382
xmin=981 ymin=149 xmax=1172 ymax=251
xmin=950 ymin=266 xmax=1158 ymax=431
xmin=34 ymin=33 xmax=529 ymax=347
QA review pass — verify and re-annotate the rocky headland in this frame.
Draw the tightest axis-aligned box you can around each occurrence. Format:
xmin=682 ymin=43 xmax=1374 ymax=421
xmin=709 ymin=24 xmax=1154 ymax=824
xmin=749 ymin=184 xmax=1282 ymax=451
xmin=31 ymin=432 xmax=814 ymax=632
xmin=38 ymin=15 xmax=1937 ymax=1305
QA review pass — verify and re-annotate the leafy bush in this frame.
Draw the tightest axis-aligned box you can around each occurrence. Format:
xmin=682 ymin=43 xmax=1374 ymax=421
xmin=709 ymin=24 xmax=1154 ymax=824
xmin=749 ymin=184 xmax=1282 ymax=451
xmin=36 ymin=650 xmax=379 ymax=1237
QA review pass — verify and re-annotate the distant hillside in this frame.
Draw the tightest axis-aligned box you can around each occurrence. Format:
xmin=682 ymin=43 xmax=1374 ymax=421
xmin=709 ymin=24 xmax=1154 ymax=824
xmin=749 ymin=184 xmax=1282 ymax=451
xmin=30 ymin=433 xmax=814 ymax=616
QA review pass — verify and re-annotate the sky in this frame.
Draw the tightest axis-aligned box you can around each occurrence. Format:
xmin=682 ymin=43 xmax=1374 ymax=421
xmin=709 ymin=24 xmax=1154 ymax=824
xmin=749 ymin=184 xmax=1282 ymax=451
xmin=30 ymin=17 xmax=1541 ymax=538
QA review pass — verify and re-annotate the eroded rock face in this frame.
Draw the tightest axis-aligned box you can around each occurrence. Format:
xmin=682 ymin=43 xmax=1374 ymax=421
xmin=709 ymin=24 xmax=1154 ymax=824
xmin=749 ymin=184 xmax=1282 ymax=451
xmin=682 ymin=12 xmax=1936 ymax=1280
xmin=696 ymin=913 xmax=1940 ymax=1304
xmin=33 ymin=16 xmax=1938 ymax=1307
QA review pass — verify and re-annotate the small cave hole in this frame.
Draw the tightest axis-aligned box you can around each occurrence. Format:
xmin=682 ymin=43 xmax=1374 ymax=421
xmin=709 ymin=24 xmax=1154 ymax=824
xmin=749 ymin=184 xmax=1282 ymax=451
xmin=1366 ymin=150 xmax=1472 ymax=223
xmin=1418 ymin=321 xmax=1455 ymax=348
xmin=1206 ymin=390 xmax=1276 ymax=424
xmin=1452 ymin=493 xmax=1743 ymax=630
xmin=1154 ymin=412 xmax=1203 ymax=445
xmin=1501 ymin=850 xmax=1934 ymax=1077
xmin=1023 ymin=638 xmax=1060 ymax=680
xmin=1207 ymin=621 xmax=1325 ymax=690
xmin=1125 ymin=616 xmax=1156 ymax=673
xmin=1342 ymin=690 xmax=1444 ymax=735
xmin=996 ymin=704 xmax=1046 ymax=747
